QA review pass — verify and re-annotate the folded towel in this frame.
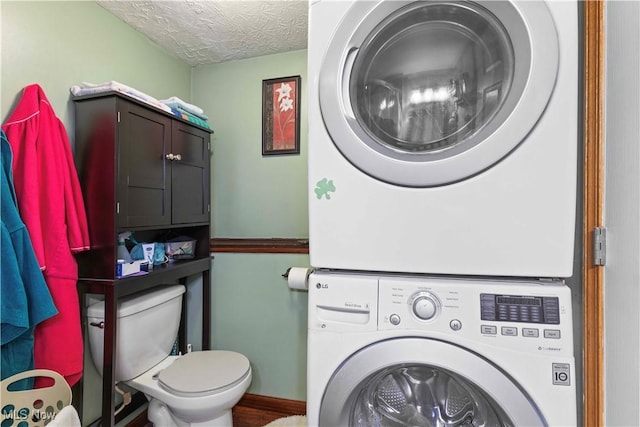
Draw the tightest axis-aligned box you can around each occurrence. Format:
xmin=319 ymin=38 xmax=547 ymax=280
xmin=170 ymin=108 xmax=212 ymax=130
xmin=175 ymin=105 xmax=209 ymax=121
xmin=70 ymin=81 xmax=173 ymax=114
xmin=160 ymin=96 xmax=208 ymax=119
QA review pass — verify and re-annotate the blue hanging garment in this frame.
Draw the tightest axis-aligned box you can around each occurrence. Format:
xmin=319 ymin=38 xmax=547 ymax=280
xmin=0 ymin=131 xmax=58 ymax=390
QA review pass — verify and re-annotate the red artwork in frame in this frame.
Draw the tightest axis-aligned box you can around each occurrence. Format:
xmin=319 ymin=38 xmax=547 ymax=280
xmin=262 ymin=75 xmax=301 ymax=155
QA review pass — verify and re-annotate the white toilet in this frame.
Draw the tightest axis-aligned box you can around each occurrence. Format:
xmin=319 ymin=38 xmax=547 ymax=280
xmin=86 ymin=285 xmax=252 ymax=426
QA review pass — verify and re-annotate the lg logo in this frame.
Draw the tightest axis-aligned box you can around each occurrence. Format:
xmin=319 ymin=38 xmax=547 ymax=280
xmin=316 ymin=282 xmax=329 ymax=289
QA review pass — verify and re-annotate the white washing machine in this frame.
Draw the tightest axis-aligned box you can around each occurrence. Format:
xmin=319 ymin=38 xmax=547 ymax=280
xmin=308 ymin=0 xmax=579 ymax=278
xmin=307 ymin=272 xmax=576 ymax=426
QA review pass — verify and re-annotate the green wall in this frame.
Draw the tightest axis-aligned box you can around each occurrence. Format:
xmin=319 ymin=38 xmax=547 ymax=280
xmin=210 ymin=253 xmax=309 ymax=399
xmin=1 ymin=1 xmax=191 ymax=128
xmin=192 ymin=50 xmax=309 ymax=238
xmin=192 ymin=52 xmax=310 ymax=400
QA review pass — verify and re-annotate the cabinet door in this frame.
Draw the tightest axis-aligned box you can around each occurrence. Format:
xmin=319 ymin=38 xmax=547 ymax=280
xmin=118 ymin=101 xmax=172 ymax=228
xmin=170 ymin=121 xmax=210 ymax=224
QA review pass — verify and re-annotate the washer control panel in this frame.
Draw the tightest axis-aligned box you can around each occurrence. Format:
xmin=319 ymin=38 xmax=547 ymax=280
xmin=378 ymin=279 xmax=467 ymax=332
xmin=376 ymin=276 xmax=573 ymax=354
xmin=480 ymin=293 xmax=560 ymax=324
xmin=309 ymin=272 xmax=573 ymax=354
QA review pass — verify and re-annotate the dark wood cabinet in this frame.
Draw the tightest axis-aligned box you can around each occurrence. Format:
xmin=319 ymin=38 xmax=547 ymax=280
xmin=73 ymin=92 xmax=211 ymax=279
xmin=72 ymin=92 xmax=212 ymax=426
xmin=117 ymin=101 xmax=172 ymax=228
xmin=170 ymin=120 xmax=210 ymax=224
xmin=115 ymin=101 xmax=210 ymax=228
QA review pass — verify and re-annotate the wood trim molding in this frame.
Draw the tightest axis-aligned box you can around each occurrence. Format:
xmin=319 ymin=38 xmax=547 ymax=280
xmin=211 ymin=238 xmax=309 ymax=254
xmin=235 ymin=393 xmax=306 ymax=415
xmin=583 ymin=1 xmax=606 ymax=426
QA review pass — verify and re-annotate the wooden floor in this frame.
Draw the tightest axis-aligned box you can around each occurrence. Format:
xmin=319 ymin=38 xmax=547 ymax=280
xmin=232 ymin=407 xmax=287 ymax=427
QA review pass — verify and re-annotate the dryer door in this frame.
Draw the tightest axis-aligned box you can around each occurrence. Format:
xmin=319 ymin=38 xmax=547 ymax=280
xmin=319 ymin=338 xmax=545 ymax=426
xmin=319 ymin=0 xmax=558 ymax=187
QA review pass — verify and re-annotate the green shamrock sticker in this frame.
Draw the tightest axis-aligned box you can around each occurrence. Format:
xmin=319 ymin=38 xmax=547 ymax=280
xmin=315 ymin=178 xmax=336 ymax=200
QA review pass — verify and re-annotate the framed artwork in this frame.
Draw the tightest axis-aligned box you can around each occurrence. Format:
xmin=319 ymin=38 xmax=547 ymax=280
xmin=262 ymin=75 xmax=301 ymax=155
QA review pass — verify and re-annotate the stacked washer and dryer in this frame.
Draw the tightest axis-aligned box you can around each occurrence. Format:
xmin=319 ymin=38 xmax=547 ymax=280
xmin=306 ymin=0 xmax=579 ymax=426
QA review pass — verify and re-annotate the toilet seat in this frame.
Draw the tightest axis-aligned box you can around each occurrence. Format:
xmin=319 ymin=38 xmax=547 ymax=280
xmin=158 ymin=351 xmax=251 ymax=397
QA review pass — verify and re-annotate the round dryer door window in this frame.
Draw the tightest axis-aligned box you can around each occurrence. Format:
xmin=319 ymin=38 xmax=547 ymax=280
xmin=319 ymin=338 xmax=545 ymax=426
xmin=319 ymin=0 xmax=559 ymax=187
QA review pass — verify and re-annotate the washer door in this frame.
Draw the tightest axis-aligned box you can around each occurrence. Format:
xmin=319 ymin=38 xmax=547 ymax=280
xmin=319 ymin=0 xmax=558 ymax=187
xmin=319 ymin=338 xmax=545 ymax=426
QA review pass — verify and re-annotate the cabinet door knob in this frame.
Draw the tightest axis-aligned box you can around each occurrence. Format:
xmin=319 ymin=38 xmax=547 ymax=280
xmin=174 ymin=154 xmax=182 ymax=161
xmin=165 ymin=153 xmax=175 ymax=160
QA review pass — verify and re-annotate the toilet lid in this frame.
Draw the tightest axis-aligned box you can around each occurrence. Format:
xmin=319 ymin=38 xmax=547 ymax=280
xmin=158 ymin=351 xmax=250 ymax=396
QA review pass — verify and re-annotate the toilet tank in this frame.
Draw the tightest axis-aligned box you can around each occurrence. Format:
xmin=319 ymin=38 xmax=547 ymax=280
xmin=86 ymin=285 xmax=185 ymax=381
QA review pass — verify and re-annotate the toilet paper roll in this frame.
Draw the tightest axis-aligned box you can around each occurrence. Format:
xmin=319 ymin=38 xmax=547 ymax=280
xmin=287 ymin=267 xmax=312 ymax=291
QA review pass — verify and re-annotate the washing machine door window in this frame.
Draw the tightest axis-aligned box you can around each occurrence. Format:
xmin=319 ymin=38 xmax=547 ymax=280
xmin=319 ymin=0 xmax=559 ymax=187
xmin=352 ymin=365 xmax=510 ymax=426
xmin=319 ymin=338 xmax=545 ymax=426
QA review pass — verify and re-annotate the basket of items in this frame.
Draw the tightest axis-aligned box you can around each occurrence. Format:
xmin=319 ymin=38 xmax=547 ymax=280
xmin=164 ymin=236 xmax=197 ymax=261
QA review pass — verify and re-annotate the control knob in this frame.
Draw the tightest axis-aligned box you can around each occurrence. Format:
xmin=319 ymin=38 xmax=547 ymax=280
xmin=410 ymin=292 xmax=440 ymax=321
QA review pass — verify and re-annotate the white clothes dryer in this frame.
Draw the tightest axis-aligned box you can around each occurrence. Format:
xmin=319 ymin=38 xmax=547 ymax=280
xmin=308 ymin=0 xmax=579 ymax=278
xmin=306 ymin=271 xmax=576 ymax=426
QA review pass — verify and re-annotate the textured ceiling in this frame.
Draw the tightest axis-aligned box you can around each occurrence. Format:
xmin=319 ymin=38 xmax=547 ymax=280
xmin=97 ymin=0 xmax=309 ymax=66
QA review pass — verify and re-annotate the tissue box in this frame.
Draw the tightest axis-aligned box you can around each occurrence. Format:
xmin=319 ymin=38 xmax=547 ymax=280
xmin=116 ymin=260 xmax=149 ymax=277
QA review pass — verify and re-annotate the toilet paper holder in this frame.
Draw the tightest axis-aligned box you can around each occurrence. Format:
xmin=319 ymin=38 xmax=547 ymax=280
xmin=282 ymin=267 xmax=314 ymax=291
xmin=281 ymin=267 xmax=314 ymax=278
